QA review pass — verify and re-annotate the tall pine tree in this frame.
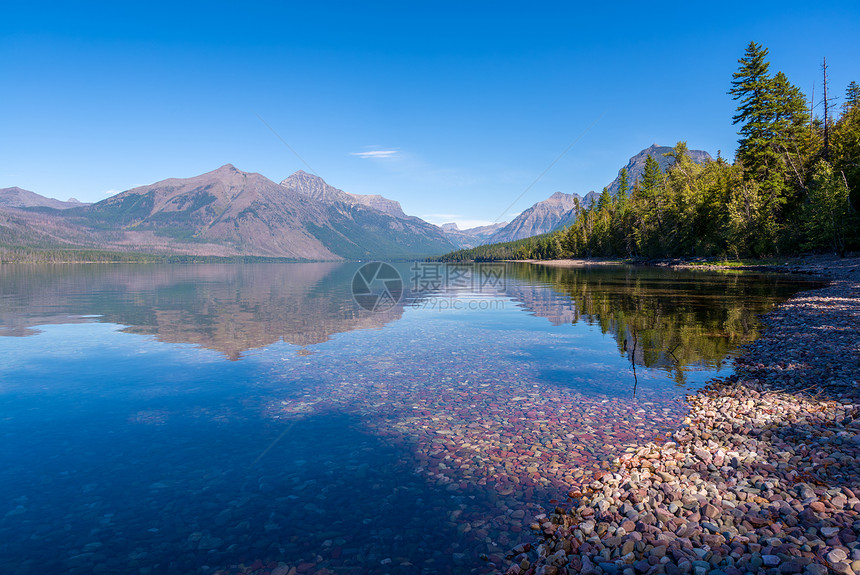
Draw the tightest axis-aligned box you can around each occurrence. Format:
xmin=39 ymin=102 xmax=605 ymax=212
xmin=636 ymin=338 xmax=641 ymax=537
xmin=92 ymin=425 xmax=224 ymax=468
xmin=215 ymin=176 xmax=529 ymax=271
xmin=832 ymin=81 xmax=860 ymax=210
xmin=730 ymin=42 xmax=774 ymax=177
xmin=637 ymin=155 xmax=666 ymax=255
xmin=845 ymin=81 xmax=860 ymax=110
xmin=729 ymin=42 xmax=813 ymax=252
xmin=616 ymin=167 xmax=629 ymax=202
xmin=769 ymin=71 xmax=812 ymax=190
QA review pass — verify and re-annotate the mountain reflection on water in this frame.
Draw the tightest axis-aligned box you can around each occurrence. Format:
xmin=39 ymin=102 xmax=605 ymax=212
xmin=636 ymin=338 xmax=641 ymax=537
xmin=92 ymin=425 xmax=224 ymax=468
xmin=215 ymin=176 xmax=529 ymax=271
xmin=0 ymin=263 xmax=402 ymax=359
xmin=0 ymin=262 xmax=819 ymax=378
xmin=0 ymin=262 xmax=821 ymax=574
xmin=504 ymin=263 xmax=819 ymax=383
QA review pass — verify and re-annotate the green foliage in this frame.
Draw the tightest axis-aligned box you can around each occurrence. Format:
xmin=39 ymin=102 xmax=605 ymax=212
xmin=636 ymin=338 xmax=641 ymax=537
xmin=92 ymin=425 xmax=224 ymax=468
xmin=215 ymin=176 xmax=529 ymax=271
xmin=832 ymin=82 xmax=860 ymax=210
xmin=846 ymin=82 xmax=860 ymax=109
xmin=438 ymin=69 xmax=860 ymax=264
xmin=802 ymin=160 xmax=858 ymax=255
xmin=728 ymin=43 xmax=813 ymax=241
xmin=635 ymin=155 xmax=667 ymax=256
xmin=80 ymin=191 xmax=156 ymax=228
xmin=725 ymin=177 xmax=774 ymax=257
xmin=505 ymin=263 xmax=808 ymax=384
xmin=432 ymin=42 xmax=857 ymax=263
xmin=730 ymin=42 xmax=774 ymax=177
xmin=435 ymin=43 xmax=857 ymax=265
xmin=616 ymin=167 xmax=629 ymax=202
xmin=433 ymin=233 xmax=556 ymax=262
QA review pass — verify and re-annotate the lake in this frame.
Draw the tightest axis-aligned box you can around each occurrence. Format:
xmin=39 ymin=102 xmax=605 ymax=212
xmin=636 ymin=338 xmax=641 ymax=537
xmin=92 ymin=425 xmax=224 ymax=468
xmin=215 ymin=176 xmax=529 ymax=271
xmin=0 ymin=262 xmax=820 ymax=574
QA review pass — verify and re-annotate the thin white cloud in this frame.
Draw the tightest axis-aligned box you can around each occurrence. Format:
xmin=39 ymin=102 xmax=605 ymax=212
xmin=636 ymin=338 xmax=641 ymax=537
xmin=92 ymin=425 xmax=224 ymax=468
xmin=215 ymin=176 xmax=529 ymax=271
xmin=103 ymin=189 xmax=121 ymax=196
xmin=349 ymin=150 xmax=399 ymax=159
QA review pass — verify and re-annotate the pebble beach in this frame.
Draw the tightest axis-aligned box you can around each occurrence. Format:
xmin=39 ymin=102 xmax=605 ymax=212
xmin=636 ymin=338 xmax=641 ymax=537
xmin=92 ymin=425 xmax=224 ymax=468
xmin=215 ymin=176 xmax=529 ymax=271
xmin=502 ymin=257 xmax=860 ymax=575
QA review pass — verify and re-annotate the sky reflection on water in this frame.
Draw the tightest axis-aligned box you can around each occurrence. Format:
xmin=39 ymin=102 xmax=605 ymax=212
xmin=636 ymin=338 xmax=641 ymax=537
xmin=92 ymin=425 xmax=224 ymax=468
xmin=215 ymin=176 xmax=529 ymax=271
xmin=0 ymin=263 xmax=820 ymax=574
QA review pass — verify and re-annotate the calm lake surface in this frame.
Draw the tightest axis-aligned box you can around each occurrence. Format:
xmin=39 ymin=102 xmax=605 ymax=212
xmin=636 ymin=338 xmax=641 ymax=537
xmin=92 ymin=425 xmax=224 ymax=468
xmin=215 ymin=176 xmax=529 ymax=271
xmin=0 ymin=263 xmax=820 ymax=574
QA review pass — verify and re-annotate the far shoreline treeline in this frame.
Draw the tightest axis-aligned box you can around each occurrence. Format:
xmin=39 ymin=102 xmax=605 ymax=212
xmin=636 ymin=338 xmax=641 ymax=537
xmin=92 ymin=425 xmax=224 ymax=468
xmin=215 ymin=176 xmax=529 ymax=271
xmin=0 ymin=247 xmax=428 ymax=264
xmin=0 ymin=247 xmax=322 ymax=264
xmin=437 ymin=42 xmax=859 ymax=263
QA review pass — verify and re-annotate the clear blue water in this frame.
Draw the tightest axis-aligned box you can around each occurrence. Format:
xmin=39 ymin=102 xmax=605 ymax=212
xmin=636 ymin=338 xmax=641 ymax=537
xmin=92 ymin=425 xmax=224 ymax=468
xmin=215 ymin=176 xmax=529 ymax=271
xmin=0 ymin=263 xmax=818 ymax=574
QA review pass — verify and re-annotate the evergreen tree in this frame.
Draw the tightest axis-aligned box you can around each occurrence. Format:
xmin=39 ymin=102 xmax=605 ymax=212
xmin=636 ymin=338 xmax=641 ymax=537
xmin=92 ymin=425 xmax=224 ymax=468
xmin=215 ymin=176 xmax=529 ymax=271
xmin=730 ymin=42 xmax=774 ymax=177
xmin=664 ymin=141 xmax=690 ymax=168
xmin=596 ymin=187 xmax=612 ymax=212
xmin=636 ymin=155 xmax=666 ymax=255
xmin=435 ymin=46 xmax=858 ymax=264
xmin=663 ymin=142 xmax=709 ymax=255
xmin=832 ymin=81 xmax=860 ymax=212
xmin=802 ymin=160 xmax=856 ymax=255
xmin=767 ymin=70 xmax=814 ymax=220
xmin=729 ymin=43 xmax=815 ymax=253
xmin=845 ymin=81 xmax=860 ymax=110
xmin=769 ymin=72 xmax=811 ymax=154
xmin=616 ymin=167 xmax=629 ymax=202
xmin=725 ymin=178 xmax=769 ymax=257
xmin=641 ymin=155 xmax=663 ymax=196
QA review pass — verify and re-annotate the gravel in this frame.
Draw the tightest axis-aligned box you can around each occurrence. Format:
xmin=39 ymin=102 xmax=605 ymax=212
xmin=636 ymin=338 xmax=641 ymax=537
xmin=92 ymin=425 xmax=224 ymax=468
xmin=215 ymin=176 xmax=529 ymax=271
xmin=501 ymin=256 xmax=860 ymax=575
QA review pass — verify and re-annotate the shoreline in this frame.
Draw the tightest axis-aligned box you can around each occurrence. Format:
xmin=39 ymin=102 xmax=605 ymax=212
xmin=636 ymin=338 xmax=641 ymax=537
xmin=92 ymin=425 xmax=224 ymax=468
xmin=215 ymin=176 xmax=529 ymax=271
xmin=513 ymin=259 xmax=626 ymax=267
xmin=502 ymin=257 xmax=860 ymax=575
xmin=516 ymin=254 xmax=860 ymax=277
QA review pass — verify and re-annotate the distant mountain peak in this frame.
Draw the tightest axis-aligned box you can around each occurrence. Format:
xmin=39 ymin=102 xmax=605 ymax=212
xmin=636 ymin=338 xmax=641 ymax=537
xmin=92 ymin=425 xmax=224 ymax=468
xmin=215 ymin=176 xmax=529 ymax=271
xmin=280 ymin=171 xmax=408 ymax=219
xmin=0 ymin=186 xmax=91 ymax=210
xmin=438 ymin=221 xmax=509 ymax=250
xmin=283 ymin=170 xmax=332 ymax=189
xmin=0 ymin=164 xmax=453 ymax=260
xmin=280 ymin=173 xmax=349 ymax=207
xmin=478 ymin=144 xmax=713 ymax=246
xmin=605 ymin=144 xmax=712 ymax=196
xmin=282 ymin=169 xmax=321 ymax=181
xmin=544 ymin=191 xmax=580 ymax=205
xmin=485 ymin=192 xmax=582 ymax=244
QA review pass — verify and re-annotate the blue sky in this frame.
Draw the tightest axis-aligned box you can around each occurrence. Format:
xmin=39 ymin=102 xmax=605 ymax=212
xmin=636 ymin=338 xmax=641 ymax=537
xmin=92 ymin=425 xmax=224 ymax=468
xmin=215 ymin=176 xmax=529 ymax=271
xmin=2 ymin=2 xmax=859 ymax=228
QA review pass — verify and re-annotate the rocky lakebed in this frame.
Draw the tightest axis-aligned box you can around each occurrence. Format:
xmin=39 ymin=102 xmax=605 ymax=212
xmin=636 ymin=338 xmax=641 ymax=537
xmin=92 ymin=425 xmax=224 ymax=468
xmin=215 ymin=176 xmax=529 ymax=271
xmin=501 ymin=257 xmax=860 ymax=575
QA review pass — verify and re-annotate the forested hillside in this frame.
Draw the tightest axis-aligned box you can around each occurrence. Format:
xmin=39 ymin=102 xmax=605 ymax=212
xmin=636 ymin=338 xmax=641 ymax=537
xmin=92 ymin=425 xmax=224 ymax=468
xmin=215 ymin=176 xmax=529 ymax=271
xmin=439 ymin=42 xmax=859 ymax=262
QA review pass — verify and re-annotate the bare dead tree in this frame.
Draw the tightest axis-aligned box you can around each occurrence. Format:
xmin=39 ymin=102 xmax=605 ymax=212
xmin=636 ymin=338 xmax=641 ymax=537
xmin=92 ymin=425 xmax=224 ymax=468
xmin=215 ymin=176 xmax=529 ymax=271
xmin=628 ymin=329 xmax=639 ymax=398
xmin=810 ymin=82 xmax=815 ymax=131
xmin=823 ymin=58 xmax=829 ymax=160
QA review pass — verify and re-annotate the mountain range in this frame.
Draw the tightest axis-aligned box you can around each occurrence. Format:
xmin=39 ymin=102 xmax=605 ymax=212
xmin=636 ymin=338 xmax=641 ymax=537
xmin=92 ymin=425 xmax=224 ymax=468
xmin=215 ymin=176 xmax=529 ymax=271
xmin=0 ymin=187 xmax=87 ymax=210
xmin=0 ymin=166 xmax=454 ymax=259
xmin=484 ymin=191 xmax=582 ymax=244
xmin=439 ymin=221 xmax=508 ymax=249
xmin=477 ymin=144 xmax=713 ymax=244
xmin=0 ymin=145 xmax=712 ymax=259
